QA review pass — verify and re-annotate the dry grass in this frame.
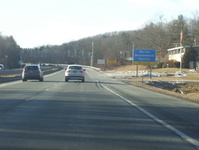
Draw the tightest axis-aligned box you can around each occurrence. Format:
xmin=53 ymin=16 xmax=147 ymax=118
xmin=110 ymin=65 xmax=199 ymax=104
xmin=126 ymin=75 xmax=199 ymax=81
xmin=152 ymin=68 xmax=192 ymax=73
xmin=127 ymin=81 xmax=199 ymax=104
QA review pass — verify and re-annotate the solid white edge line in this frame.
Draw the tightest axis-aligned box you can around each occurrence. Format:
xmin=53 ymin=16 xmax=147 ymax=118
xmin=100 ymin=82 xmax=199 ymax=148
xmin=84 ymin=69 xmax=199 ymax=148
xmin=86 ymin=69 xmax=96 ymax=81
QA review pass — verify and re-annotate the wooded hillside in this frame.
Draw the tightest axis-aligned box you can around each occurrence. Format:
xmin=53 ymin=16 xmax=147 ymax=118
xmin=1 ymin=14 xmax=199 ymax=68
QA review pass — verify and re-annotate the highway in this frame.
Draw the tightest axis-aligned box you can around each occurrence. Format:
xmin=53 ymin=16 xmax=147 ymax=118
xmin=0 ymin=67 xmax=199 ymax=150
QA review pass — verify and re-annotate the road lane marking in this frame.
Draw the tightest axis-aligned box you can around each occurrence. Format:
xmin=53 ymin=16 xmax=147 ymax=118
xmin=85 ymin=69 xmax=199 ymax=148
xmin=100 ymin=83 xmax=199 ymax=148
xmin=86 ymin=70 xmax=95 ymax=80
xmin=26 ymin=96 xmax=35 ymax=101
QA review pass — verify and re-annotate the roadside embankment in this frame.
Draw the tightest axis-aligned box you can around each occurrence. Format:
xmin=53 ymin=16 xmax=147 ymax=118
xmin=104 ymin=65 xmax=199 ymax=104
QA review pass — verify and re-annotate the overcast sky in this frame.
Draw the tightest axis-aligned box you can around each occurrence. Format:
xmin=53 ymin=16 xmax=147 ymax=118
xmin=0 ymin=0 xmax=198 ymax=48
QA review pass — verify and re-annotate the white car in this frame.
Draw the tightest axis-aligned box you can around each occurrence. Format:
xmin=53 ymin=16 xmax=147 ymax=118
xmin=65 ymin=64 xmax=85 ymax=82
xmin=0 ymin=64 xmax=4 ymax=70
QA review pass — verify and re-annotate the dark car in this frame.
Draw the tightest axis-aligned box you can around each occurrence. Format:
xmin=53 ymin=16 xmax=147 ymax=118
xmin=22 ymin=64 xmax=44 ymax=82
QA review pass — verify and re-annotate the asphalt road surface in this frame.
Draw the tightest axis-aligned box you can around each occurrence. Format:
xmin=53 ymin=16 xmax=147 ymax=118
xmin=0 ymin=67 xmax=199 ymax=150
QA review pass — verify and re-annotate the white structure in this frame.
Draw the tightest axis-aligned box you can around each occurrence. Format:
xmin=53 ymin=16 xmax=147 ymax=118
xmin=167 ymin=46 xmax=185 ymax=62
xmin=167 ymin=45 xmax=199 ymax=69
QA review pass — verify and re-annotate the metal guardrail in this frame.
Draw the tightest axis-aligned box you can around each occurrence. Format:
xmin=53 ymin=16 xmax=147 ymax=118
xmin=0 ymin=66 xmax=63 ymax=83
xmin=0 ymin=69 xmax=22 ymax=75
xmin=0 ymin=66 xmax=55 ymax=76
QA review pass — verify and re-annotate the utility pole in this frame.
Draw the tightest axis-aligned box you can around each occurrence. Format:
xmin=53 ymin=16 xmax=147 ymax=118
xmin=91 ymin=42 xmax=94 ymax=66
xmin=180 ymin=24 xmax=183 ymax=72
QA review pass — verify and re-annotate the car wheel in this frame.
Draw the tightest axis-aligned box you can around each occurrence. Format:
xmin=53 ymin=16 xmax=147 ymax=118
xmin=82 ymin=79 xmax=85 ymax=82
xmin=22 ymin=79 xmax=27 ymax=82
xmin=39 ymin=78 xmax=43 ymax=82
xmin=65 ymin=78 xmax=68 ymax=82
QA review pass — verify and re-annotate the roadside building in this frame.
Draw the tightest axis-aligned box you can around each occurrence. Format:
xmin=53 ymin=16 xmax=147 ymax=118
xmin=167 ymin=45 xmax=199 ymax=69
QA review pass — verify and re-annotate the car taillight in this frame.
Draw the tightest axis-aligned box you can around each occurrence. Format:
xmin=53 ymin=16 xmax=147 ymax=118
xmin=66 ymin=71 xmax=71 ymax=73
xmin=79 ymin=71 xmax=84 ymax=73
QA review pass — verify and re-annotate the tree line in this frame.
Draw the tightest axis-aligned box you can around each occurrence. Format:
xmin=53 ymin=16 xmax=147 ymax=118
xmin=1 ymin=14 xmax=199 ymax=69
xmin=0 ymin=35 xmax=20 ymax=69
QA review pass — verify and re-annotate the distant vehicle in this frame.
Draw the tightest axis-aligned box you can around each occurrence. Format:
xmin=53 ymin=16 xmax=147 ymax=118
xmin=22 ymin=64 xmax=44 ymax=82
xmin=0 ymin=64 xmax=4 ymax=70
xmin=65 ymin=64 xmax=85 ymax=82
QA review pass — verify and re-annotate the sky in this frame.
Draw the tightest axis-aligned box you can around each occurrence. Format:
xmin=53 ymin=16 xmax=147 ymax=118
xmin=0 ymin=0 xmax=199 ymax=48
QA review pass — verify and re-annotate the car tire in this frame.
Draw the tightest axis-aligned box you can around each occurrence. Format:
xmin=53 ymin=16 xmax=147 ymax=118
xmin=82 ymin=78 xmax=85 ymax=82
xmin=65 ymin=78 xmax=68 ymax=82
xmin=22 ymin=79 xmax=27 ymax=82
xmin=39 ymin=78 xmax=43 ymax=82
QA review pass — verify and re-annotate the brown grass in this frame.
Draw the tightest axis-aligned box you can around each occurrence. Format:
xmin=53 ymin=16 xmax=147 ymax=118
xmin=110 ymin=65 xmax=199 ymax=104
xmin=127 ymin=81 xmax=199 ymax=104
xmin=125 ymin=75 xmax=199 ymax=81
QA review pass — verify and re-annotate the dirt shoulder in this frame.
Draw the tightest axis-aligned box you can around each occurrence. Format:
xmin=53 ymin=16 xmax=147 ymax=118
xmin=125 ymin=81 xmax=199 ymax=104
xmin=107 ymin=65 xmax=199 ymax=104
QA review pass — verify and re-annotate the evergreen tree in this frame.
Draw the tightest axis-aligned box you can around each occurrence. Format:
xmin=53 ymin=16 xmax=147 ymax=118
xmin=182 ymin=46 xmax=197 ymax=68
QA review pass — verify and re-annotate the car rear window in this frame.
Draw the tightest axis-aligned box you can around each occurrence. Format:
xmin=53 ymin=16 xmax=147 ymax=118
xmin=26 ymin=66 xmax=39 ymax=70
xmin=68 ymin=66 xmax=82 ymax=70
